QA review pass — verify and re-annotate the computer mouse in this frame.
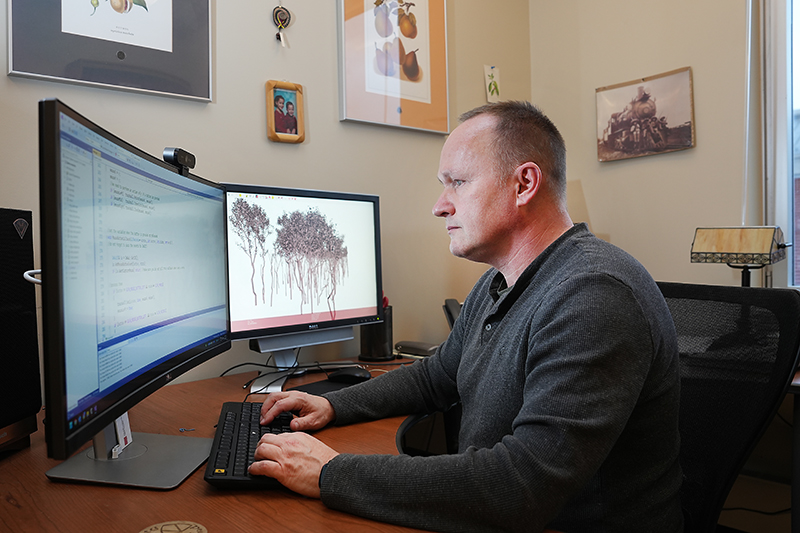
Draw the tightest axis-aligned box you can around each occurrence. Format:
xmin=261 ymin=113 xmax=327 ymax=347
xmin=326 ymin=366 xmax=371 ymax=384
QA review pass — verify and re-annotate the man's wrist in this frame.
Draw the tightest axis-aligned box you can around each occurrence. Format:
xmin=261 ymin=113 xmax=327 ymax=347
xmin=319 ymin=460 xmax=330 ymax=489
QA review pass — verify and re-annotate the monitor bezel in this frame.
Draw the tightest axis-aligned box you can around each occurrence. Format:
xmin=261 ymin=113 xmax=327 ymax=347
xmin=39 ymin=98 xmax=232 ymax=460
xmin=222 ymin=182 xmax=385 ymax=342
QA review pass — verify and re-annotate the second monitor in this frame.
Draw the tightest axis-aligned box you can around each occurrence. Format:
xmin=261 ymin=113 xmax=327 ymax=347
xmin=223 ymin=183 xmax=384 ymax=390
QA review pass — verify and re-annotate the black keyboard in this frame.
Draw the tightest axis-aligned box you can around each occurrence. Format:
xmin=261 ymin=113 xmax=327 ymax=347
xmin=204 ymin=401 xmax=294 ymax=489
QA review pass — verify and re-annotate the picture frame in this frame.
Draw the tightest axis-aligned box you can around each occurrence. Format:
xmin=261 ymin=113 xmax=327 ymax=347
xmin=596 ymin=67 xmax=695 ymax=162
xmin=266 ymin=80 xmax=305 ymax=144
xmin=337 ymin=0 xmax=449 ymax=134
xmin=7 ymin=0 xmax=211 ymax=101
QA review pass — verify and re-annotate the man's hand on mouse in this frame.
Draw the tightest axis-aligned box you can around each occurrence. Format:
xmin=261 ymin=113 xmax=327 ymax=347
xmin=260 ymin=390 xmax=335 ymax=432
xmin=248 ymin=431 xmax=339 ymax=498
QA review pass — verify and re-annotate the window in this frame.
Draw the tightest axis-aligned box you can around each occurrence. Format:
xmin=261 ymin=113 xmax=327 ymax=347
xmin=793 ymin=0 xmax=800 ymax=283
xmin=764 ymin=0 xmax=793 ymax=287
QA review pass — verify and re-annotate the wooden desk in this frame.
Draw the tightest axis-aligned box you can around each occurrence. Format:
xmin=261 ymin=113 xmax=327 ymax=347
xmin=0 ymin=369 xmax=425 ymax=533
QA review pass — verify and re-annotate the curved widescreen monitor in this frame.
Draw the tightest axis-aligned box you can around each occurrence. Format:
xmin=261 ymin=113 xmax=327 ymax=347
xmin=223 ymin=183 xmax=383 ymax=386
xmin=39 ymin=99 xmax=230 ymax=487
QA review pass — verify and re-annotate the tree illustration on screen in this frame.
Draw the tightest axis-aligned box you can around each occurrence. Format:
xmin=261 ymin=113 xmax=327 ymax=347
xmin=228 ymin=198 xmax=271 ymax=305
xmin=274 ymin=208 xmax=348 ymax=319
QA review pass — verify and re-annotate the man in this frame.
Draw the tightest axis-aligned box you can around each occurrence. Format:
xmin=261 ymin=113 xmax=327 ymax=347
xmin=250 ymin=101 xmax=684 ymax=532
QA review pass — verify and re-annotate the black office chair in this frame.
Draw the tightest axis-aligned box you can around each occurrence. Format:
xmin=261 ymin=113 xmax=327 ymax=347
xmin=396 ymin=299 xmax=463 ymax=456
xmin=657 ymin=281 xmax=800 ymax=533
xmin=442 ymin=298 xmax=461 ymax=330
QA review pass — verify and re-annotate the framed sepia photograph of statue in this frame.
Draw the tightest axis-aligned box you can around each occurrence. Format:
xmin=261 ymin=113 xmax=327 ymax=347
xmin=596 ymin=67 xmax=695 ymax=162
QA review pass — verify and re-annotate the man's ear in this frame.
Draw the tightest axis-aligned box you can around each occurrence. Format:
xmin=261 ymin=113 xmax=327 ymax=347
xmin=514 ymin=162 xmax=542 ymax=206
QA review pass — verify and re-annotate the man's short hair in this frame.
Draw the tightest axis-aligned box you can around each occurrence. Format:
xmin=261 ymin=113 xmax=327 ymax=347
xmin=459 ymin=101 xmax=566 ymax=201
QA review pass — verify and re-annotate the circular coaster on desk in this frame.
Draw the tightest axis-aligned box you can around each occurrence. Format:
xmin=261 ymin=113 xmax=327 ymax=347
xmin=138 ymin=521 xmax=207 ymax=533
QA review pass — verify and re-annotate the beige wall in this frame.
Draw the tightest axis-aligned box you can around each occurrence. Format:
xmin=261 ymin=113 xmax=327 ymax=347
xmin=0 ymin=1 xmax=531 ymax=382
xmin=529 ymin=0 xmax=761 ymax=287
xmin=2 ymin=0 xmax=769 ymax=383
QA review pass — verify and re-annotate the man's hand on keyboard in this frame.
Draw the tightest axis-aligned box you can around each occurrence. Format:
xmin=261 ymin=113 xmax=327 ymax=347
xmin=260 ymin=391 xmax=335 ymax=432
xmin=248 ymin=432 xmax=339 ymax=498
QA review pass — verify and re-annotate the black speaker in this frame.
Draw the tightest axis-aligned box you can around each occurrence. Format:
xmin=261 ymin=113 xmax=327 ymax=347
xmin=358 ymin=306 xmax=394 ymax=361
xmin=0 ymin=208 xmax=42 ymax=452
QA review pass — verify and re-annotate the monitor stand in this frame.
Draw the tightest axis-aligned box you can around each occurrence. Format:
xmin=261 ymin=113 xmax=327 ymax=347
xmin=46 ymin=415 xmax=211 ymax=490
xmin=249 ymin=348 xmax=303 ymax=393
xmin=247 ymin=327 xmax=355 ymax=394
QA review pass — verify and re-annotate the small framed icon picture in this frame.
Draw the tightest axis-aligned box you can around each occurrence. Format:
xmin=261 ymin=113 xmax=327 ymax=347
xmin=267 ymin=80 xmax=305 ymax=143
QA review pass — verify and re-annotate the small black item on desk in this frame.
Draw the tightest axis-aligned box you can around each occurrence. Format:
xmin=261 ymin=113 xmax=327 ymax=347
xmin=359 ymin=305 xmax=394 ymax=362
xmin=327 ymin=367 xmax=371 ymax=384
xmin=395 ymin=340 xmax=438 ymax=357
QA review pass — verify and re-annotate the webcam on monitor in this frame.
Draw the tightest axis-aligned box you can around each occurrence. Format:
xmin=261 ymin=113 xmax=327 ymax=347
xmin=163 ymin=147 xmax=196 ymax=176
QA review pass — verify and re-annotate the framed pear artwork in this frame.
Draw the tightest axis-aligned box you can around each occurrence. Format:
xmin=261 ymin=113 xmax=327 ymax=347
xmin=337 ymin=0 xmax=449 ymax=134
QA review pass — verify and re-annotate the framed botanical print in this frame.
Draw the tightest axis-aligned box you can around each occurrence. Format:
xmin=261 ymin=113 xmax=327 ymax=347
xmin=8 ymin=0 xmax=211 ymax=101
xmin=337 ymin=0 xmax=449 ymax=134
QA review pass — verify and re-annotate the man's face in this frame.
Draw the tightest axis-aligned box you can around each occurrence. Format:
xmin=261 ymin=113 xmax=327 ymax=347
xmin=433 ymin=115 xmax=517 ymax=265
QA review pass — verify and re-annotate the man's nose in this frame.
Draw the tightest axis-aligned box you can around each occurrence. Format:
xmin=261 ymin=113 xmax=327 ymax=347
xmin=432 ymin=192 xmax=452 ymax=218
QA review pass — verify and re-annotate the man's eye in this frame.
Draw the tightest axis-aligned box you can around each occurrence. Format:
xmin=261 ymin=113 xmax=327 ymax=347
xmin=452 ymin=180 xmax=464 ymax=187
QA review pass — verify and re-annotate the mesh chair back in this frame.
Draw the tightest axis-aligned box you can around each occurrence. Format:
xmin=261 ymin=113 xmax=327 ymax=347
xmin=657 ymin=282 xmax=800 ymax=533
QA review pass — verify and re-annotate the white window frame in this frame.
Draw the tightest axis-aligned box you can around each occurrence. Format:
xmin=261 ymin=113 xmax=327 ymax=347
xmin=765 ymin=0 xmax=793 ymax=287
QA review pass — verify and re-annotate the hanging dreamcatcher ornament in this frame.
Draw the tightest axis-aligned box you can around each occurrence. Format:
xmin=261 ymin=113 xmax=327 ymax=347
xmin=273 ymin=5 xmax=292 ymax=47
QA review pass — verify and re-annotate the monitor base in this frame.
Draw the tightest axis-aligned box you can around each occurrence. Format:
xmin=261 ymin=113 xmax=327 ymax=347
xmin=46 ymin=432 xmax=211 ymax=490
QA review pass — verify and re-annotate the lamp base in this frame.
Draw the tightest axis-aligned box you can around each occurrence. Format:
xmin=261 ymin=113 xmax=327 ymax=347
xmin=727 ymin=264 xmax=765 ymax=287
